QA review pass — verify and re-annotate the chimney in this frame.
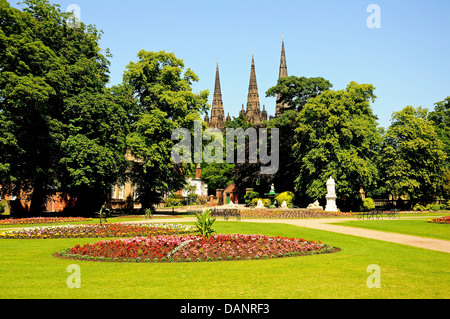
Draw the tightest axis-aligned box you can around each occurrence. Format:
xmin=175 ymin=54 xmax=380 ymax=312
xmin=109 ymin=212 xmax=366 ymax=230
xmin=196 ymin=163 xmax=201 ymax=179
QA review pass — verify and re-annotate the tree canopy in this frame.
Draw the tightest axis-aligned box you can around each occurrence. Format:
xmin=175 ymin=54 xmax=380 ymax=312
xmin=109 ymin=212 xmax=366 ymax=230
xmin=0 ymin=0 xmax=120 ymax=215
xmin=293 ymin=82 xmax=382 ymax=210
xmin=123 ymin=50 xmax=209 ymax=209
xmin=381 ymin=106 xmax=447 ymax=202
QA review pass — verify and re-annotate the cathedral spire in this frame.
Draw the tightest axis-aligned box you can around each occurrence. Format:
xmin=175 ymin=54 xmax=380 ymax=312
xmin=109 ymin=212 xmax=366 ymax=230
xmin=245 ymin=52 xmax=262 ymax=125
xmin=208 ymin=60 xmax=225 ymax=130
xmin=276 ymin=37 xmax=290 ymax=117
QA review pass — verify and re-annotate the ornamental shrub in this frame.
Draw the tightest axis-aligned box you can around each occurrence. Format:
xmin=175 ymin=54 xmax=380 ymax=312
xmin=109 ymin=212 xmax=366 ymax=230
xmin=244 ymin=191 xmax=260 ymax=206
xmin=413 ymin=203 xmax=426 ymax=211
xmin=362 ymin=198 xmax=375 ymax=211
xmin=275 ymin=191 xmax=295 ymax=207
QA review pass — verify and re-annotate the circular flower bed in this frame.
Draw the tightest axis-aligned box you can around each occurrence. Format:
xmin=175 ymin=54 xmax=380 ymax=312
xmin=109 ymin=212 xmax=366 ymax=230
xmin=55 ymin=234 xmax=338 ymax=262
xmin=0 ymin=223 xmax=196 ymax=239
xmin=428 ymin=216 xmax=450 ymax=224
xmin=0 ymin=217 xmax=92 ymax=225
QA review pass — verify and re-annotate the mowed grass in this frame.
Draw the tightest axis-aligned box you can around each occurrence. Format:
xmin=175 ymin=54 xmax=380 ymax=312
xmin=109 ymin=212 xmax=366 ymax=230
xmin=0 ymin=221 xmax=448 ymax=299
xmin=333 ymin=217 xmax=450 ymax=241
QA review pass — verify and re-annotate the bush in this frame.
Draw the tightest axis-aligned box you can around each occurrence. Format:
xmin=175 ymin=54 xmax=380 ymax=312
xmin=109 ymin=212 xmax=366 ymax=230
xmin=187 ymin=193 xmax=198 ymax=205
xmin=362 ymin=198 xmax=375 ymax=211
xmin=413 ymin=203 xmax=426 ymax=211
xmin=275 ymin=191 xmax=295 ymax=207
xmin=251 ymin=198 xmax=271 ymax=207
xmin=196 ymin=195 xmax=208 ymax=205
xmin=244 ymin=191 xmax=259 ymax=206
xmin=164 ymin=197 xmax=185 ymax=207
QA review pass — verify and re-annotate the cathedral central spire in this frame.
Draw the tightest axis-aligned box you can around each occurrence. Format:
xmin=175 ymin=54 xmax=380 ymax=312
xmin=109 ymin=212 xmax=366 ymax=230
xmin=245 ymin=53 xmax=265 ymax=125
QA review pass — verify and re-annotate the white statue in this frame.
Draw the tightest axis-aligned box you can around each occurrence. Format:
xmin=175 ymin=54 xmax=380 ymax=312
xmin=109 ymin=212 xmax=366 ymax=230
xmin=256 ymin=199 xmax=264 ymax=208
xmin=326 ymin=176 xmax=336 ymax=196
xmin=325 ymin=176 xmax=338 ymax=212
xmin=281 ymin=201 xmax=288 ymax=209
xmin=307 ymin=200 xmax=323 ymax=210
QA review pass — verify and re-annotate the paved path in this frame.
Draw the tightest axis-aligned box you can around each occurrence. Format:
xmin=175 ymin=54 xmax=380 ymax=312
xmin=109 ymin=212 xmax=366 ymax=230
xmin=130 ymin=216 xmax=450 ymax=253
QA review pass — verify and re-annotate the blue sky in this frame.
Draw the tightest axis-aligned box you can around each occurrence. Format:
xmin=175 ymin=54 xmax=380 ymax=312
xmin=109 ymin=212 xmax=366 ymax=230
xmin=14 ymin=0 xmax=450 ymax=128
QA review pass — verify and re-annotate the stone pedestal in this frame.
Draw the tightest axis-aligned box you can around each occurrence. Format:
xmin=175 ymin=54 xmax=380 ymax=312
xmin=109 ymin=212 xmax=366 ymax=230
xmin=325 ymin=177 xmax=338 ymax=212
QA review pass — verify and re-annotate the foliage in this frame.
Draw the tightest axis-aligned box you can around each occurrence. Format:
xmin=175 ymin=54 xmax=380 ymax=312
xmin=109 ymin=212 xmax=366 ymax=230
xmin=362 ymin=198 xmax=375 ymax=211
xmin=124 ymin=50 xmax=209 ymax=210
xmin=244 ymin=191 xmax=259 ymax=206
xmin=293 ymin=82 xmax=382 ymax=210
xmin=275 ymin=191 xmax=295 ymax=207
xmin=0 ymin=0 xmax=124 ymax=215
xmin=195 ymin=209 xmax=216 ymax=238
xmin=266 ymin=76 xmax=333 ymax=111
xmin=381 ymin=106 xmax=447 ymax=202
xmin=164 ymin=197 xmax=184 ymax=207
xmin=200 ymin=162 xmax=234 ymax=194
xmin=428 ymin=97 xmax=450 ymax=167
xmin=0 ymin=201 xmax=5 ymax=214
xmin=413 ymin=203 xmax=426 ymax=211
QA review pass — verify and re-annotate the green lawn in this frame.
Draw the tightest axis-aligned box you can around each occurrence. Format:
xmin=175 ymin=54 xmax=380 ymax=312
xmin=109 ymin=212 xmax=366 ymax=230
xmin=333 ymin=217 xmax=450 ymax=241
xmin=0 ymin=221 xmax=448 ymax=299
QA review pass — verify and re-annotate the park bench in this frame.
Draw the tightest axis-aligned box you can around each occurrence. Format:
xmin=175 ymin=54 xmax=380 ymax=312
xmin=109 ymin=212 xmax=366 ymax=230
xmin=357 ymin=210 xmax=399 ymax=220
xmin=211 ymin=208 xmax=241 ymax=221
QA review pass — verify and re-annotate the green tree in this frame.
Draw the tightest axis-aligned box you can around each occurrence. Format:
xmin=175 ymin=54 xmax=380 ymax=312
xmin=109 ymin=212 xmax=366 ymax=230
xmin=381 ymin=106 xmax=447 ymax=202
xmin=293 ymin=82 xmax=382 ymax=210
xmin=200 ymin=162 xmax=234 ymax=195
xmin=58 ymin=90 xmax=129 ymax=215
xmin=266 ymin=76 xmax=333 ymax=111
xmin=0 ymin=0 xmax=114 ymax=215
xmin=123 ymin=50 xmax=209 ymax=210
xmin=428 ymin=97 xmax=450 ymax=166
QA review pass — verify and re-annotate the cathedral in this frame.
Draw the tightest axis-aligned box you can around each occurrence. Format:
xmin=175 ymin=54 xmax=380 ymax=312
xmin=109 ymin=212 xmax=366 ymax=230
xmin=204 ymin=39 xmax=290 ymax=130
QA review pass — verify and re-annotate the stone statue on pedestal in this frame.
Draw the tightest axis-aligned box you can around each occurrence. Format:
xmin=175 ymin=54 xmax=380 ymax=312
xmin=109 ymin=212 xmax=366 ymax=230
xmin=325 ymin=176 xmax=338 ymax=212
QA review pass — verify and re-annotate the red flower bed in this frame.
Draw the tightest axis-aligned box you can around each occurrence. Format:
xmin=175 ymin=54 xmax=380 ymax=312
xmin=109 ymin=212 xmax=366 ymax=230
xmin=0 ymin=217 xmax=92 ymax=225
xmin=55 ymin=234 xmax=337 ymax=262
xmin=428 ymin=216 xmax=450 ymax=224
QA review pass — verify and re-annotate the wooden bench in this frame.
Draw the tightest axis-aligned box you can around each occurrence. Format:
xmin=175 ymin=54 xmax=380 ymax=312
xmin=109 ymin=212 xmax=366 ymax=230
xmin=211 ymin=208 xmax=241 ymax=221
xmin=357 ymin=210 xmax=398 ymax=220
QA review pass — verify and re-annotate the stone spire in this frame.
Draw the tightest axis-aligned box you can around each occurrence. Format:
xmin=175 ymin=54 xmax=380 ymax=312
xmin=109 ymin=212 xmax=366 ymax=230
xmin=275 ymin=37 xmax=290 ymax=117
xmin=245 ymin=53 xmax=263 ymax=125
xmin=208 ymin=60 xmax=225 ymax=130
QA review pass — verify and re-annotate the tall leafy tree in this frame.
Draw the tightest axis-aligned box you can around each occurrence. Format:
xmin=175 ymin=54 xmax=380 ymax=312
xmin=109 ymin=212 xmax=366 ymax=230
xmin=0 ymin=0 xmax=123 ymax=215
xmin=266 ymin=76 xmax=333 ymax=111
xmin=428 ymin=97 xmax=450 ymax=166
xmin=381 ymin=106 xmax=447 ymax=202
xmin=293 ymin=82 xmax=382 ymax=210
xmin=124 ymin=50 xmax=209 ymax=210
